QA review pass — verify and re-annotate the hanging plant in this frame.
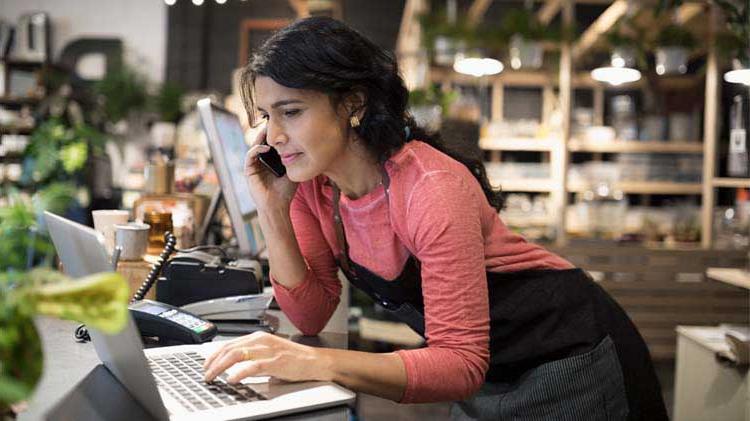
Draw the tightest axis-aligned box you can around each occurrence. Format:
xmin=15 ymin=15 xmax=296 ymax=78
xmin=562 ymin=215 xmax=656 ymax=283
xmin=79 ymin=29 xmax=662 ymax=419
xmin=150 ymin=82 xmax=185 ymax=123
xmin=656 ymin=24 xmax=696 ymax=49
xmin=93 ymin=65 xmax=149 ymax=125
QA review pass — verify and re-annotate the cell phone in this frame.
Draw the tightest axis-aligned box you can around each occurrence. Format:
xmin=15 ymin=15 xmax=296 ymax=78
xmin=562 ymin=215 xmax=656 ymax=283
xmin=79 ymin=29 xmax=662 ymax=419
xmin=258 ymin=141 xmax=286 ymax=177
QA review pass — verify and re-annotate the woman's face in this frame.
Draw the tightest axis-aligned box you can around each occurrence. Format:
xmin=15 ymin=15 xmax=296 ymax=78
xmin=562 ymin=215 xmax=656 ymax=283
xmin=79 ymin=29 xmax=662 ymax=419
xmin=254 ymin=76 xmax=352 ymax=182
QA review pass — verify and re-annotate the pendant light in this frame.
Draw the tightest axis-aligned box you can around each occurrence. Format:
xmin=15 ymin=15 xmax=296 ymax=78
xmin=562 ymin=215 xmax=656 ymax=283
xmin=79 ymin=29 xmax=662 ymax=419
xmin=725 ymin=59 xmax=750 ymax=86
xmin=453 ymin=50 xmax=504 ymax=77
xmin=591 ymin=48 xmax=641 ymax=86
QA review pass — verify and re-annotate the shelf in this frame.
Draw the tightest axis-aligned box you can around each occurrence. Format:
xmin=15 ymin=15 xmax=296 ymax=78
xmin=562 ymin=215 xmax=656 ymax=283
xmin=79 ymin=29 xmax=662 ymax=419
xmin=568 ymin=180 xmax=703 ymax=194
xmin=0 ymin=59 xmax=48 ymax=67
xmin=0 ymin=96 xmax=42 ymax=105
xmin=568 ymin=139 xmax=704 ymax=154
xmin=706 ymin=268 xmax=750 ymax=290
xmin=480 ymin=137 xmax=557 ymax=151
xmin=712 ymin=178 xmax=750 ymax=188
xmin=491 ymin=177 xmax=553 ymax=192
xmin=0 ymin=126 xmax=33 ymax=135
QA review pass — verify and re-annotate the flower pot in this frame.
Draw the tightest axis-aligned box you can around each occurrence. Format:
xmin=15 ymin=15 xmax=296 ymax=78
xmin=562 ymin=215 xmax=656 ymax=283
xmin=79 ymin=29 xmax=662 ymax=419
xmin=655 ymin=46 xmax=689 ymax=75
xmin=509 ymin=35 xmax=543 ymax=70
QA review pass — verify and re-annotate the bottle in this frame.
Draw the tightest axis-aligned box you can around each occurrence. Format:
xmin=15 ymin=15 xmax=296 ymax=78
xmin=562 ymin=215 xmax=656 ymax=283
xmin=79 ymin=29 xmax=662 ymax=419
xmin=728 ymin=95 xmax=748 ymax=177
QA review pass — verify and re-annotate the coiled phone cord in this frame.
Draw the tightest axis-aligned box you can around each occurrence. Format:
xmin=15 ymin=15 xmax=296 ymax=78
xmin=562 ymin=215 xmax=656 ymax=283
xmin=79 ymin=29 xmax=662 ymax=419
xmin=75 ymin=232 xmax=177 ymax=343
xmin=131 ymin=232 xmax=177 ymax=303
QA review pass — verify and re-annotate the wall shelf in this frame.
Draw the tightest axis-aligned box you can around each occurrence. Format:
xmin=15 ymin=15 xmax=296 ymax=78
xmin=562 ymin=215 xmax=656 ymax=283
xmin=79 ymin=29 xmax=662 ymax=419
xmin=480 ymin=137 xmax=557 ymax=151
xmin=712 ymin=178 xmax=750 ymax=188
xmin=491 ymin=178 xmax=553 ymax=192
xmin=568 ymin=139 xmax=704 ymax=154
xmin=568 ymin=181 xmax=703 ymax=195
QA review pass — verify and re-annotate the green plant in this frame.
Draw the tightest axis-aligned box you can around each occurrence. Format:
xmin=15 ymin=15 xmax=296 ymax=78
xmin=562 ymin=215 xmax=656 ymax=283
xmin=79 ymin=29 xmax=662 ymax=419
xmin=151 ymin=82 xmax=185 ymax=123
xmin=499 ymin=8 xmax=553 ymax=42
xmin=94 ymin=65 xmax=149 ymax=124
xmin=0 ymin=196 xmax=50 ymax=273
xmin=419 ymin=9 xmax=476 ymax=50
xmin=21 ymin=119 xmax=105 ymax=187
xmin=0 ymin=270 xmax=129 ymax=410
xmin=0 ymin=194 xmax=129 ymax=412
xmin=408 ymin=86 xmax=457 ymax=116
xmin=656 ymin=24 xmax=696 ymax=48
xmin=660 ymin=0 xmax=748 ymax=62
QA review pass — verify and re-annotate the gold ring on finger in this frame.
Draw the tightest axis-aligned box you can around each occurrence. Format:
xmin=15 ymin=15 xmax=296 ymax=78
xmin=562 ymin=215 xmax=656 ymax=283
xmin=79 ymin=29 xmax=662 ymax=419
xmin=241 ymin=348 xmax=251 ymax=360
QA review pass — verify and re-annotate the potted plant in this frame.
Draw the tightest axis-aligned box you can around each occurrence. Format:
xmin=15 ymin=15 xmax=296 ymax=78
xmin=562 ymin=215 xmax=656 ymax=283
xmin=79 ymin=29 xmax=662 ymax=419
xmin=93 ymin=65 xmax=149 ymax=135
xmin=419 ymin=9 xmax=473 ymax=66
xmin=499 ymin=8 xmax=550 ymax=70
xmin=654 ymin=24 xmax=695 ymax=75
xmin=0 ymin=194 xmax=129 ymax=418
xmin=149 ymin=82 xmax=185 ymax=150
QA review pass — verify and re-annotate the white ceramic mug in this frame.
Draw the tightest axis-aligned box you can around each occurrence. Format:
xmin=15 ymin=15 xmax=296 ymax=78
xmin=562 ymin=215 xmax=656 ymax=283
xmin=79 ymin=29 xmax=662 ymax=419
xmin=114 ymin=222 xmax=150 ymax=261
xmin=92 ymin=209 xmax=130 ymax=255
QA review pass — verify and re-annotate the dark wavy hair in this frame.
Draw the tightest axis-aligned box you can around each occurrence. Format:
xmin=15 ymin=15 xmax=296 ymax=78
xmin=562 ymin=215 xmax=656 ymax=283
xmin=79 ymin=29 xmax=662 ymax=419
xmin=240 ymin=16 xmax=503 ymax=210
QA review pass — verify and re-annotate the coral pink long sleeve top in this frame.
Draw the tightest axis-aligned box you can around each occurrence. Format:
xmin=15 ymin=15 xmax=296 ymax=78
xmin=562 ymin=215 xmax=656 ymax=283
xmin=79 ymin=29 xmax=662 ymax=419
xmin=270 ymin=140 xmax=572 ymax=403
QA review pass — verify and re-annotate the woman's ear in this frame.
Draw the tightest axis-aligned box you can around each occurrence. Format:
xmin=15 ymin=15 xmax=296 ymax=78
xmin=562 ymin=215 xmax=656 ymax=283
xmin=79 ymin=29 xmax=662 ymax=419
xmin=344 ymin=90 xmax=367 ymax=121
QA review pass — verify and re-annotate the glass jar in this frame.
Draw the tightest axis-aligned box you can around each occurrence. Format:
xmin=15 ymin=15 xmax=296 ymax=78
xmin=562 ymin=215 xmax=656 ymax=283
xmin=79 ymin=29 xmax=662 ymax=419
xmin=144 ymin=211 xmax=173 ymax=253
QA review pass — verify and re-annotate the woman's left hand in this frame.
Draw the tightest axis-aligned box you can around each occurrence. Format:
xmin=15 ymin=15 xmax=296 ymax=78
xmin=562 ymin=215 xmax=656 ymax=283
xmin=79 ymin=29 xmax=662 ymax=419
xmin=203 ymin=332 xmax=331 ymax=384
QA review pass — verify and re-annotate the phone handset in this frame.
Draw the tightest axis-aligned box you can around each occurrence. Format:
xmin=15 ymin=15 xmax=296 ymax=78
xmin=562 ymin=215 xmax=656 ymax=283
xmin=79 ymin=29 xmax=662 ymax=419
xmin=257 ymin=137 xmax=286 ymax=177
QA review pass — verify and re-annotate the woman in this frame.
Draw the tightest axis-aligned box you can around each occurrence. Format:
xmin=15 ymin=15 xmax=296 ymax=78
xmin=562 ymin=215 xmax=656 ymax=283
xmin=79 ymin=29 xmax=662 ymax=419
xmin=203 ymin=16 xmax=668 ymax=420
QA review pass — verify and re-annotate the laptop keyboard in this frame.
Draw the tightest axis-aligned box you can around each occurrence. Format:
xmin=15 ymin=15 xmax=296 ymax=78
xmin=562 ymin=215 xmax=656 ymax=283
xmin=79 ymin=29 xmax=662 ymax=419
xmin=148 ymin=351 xmax=267 ymax=412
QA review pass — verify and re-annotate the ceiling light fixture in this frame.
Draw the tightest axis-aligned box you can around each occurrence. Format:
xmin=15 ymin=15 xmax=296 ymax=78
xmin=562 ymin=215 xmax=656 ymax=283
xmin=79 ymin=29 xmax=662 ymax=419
xmin=453 ymin=50 xmax=503 ymax=77
xmin=591 ymin=48 xmax=641 ymax=86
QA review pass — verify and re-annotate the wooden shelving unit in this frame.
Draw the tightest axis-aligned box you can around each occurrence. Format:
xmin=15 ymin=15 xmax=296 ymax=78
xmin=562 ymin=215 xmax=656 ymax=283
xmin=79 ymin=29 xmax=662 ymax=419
xmin=480 ymin=137 xmax=557 ymax=151
xmin=568 ymin=139 xmax=704 ymax=154
xmin=567 ymin=181 xmax=703 ymax=195
xmin=491 ymin=178 xmax=554 ymax=192
xmin=712 ymin=178 xmax=750 ymax=188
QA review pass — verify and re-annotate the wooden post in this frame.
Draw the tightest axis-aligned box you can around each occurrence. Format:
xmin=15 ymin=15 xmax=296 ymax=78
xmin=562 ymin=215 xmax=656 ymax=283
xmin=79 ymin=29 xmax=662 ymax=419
xmin=594 ymin=85 xmax=604 ymax=126
xmin=491 ymin=80 xmax=504 ymax=122
xmin=553 ymin=0 xmax=574 ymax=245
xmin=701 ymin=5 xmax=720 ymax=249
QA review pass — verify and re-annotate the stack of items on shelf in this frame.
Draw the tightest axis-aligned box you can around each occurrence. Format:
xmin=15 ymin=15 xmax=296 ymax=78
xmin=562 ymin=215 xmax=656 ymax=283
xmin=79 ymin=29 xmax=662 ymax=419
xmin=500 ymin=193 xmax=554 ymax=241
xmin=567 ymin=202 xmax=701 ymax=245
xmin=483 ymin=119 xmax=544 ymax=139
xmin=616 ymin=154 xmax=702 ymax=182
xmin=714 ymin=189 xmax=750 ymax=250
xmin=484 ymin=161 xmax=550 ymax=181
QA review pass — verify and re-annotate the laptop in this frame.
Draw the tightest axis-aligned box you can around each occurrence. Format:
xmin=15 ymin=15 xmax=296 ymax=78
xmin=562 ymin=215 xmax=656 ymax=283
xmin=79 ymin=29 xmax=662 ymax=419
xmin=44 ymin=211 xmax=355 ymax=420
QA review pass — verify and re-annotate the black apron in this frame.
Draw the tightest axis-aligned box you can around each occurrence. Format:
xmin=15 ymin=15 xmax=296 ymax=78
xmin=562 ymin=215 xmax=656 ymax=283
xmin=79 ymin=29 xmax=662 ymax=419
xmin=330 ymin=173 xmax=668 ymax=421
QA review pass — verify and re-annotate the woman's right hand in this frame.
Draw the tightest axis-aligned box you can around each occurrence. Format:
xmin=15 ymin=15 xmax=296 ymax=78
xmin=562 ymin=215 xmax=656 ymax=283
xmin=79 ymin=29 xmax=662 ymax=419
xmin=244 ymin=126 xmax=298 ymax=212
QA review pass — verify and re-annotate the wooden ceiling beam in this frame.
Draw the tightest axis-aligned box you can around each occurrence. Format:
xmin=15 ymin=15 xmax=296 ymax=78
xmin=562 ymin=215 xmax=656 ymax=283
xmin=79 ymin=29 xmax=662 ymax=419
xmin=468 ymin=0 xmax=493 ymax=25
xmin=572 ymin=0 xmax=637 ymax=60
xmin=538 ymin=0 xmax=562 ymax=25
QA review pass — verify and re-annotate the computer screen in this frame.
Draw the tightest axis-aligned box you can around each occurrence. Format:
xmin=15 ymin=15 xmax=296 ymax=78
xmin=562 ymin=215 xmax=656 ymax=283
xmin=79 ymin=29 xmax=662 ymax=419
xmin=212 ymin=110 xmax=256 ymax=216
xmin=197 ymin=98 xmax=263 ymax=255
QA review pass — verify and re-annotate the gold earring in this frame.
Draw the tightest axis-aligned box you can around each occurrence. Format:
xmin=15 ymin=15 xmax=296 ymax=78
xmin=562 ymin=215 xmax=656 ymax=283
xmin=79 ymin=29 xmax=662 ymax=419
xmin=349 ymin=115 xmax=360 ymax=128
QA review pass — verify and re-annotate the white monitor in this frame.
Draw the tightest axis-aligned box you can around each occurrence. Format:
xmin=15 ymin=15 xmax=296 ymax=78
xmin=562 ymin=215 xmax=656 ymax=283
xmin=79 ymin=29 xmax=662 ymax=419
xmin=197 ymin=98 xmax=261 ymax=255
